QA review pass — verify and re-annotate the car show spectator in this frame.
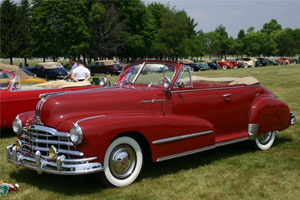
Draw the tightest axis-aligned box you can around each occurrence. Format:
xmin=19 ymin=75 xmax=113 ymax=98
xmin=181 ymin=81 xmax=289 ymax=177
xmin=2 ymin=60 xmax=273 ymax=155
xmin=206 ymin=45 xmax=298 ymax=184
xmin=64 ymin=57 xmax=78 ymax=80
xmin=71 ymin=59 xmax=91 ymax=82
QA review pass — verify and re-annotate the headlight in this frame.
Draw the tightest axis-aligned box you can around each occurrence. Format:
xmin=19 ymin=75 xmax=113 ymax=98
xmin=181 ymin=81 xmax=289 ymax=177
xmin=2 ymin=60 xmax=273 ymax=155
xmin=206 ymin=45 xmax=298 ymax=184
xmin=12 ymin=117 xmax=22 ymax=135
xmin=70 ymin=123 xmax=83 ymax=145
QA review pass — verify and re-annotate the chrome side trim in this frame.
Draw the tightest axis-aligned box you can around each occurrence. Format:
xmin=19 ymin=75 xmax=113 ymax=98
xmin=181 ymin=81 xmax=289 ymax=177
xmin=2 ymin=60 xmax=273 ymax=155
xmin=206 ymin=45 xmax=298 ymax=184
xmin=139 ymin=99 xmax=165 ymax=104
xmin=76 ymin=115 xmax=106 ymax=124
xmin=152 ymin=130 xmax=213 ymax=145
xmin=248 ymin=124 xmax=259 ymax=140
xmin=171 ymin=84 xmax=259 ymax=94
xmin=291 ymin=113 xmax=296 ymax=125
xmin=216 ymin=137 xmax=249 ymax=147
xmin=157 ymin=145 xmax=215 ymax=162
xmin=156 ymin=136 xmax=249 ymax=162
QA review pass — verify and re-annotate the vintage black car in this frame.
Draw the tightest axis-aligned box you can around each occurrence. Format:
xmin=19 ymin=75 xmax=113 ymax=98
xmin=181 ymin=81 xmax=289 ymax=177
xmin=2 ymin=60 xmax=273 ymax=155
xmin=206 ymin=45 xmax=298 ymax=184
xmin=87 ymin=60 xmax=122 ymax=75
xmin=28 ymin=62 xmax=68 ymax=80
xmin=256 ymin=58 xmax=269 ymax=66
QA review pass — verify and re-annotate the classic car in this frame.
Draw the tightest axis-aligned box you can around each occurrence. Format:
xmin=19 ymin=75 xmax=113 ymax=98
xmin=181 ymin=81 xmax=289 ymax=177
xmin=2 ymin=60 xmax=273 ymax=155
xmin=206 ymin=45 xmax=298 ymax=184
xmin=256 ymin=58 xmax=269 ymax=66
xmin=86 ymin=60 xmax=123 ymax=75
xmin=186 ymin=62 xmax=200 ymax=71
xmin=218 ymin=60 xmax=239 ymax=69
xmin=207 ymin=62 xmax=219 ymax=70
xmin=7 ymin=60 xmax=295 ymax=187
xmin=275 ymin=58 xmax=286 ymax=65
xmin=238 ymin=58 xmax=256 ymax=68
xmin=0 ymin=63 xmax=47 ymax=84
xmin=0 ymin=71 xmax=99 ymax=129
xmin=267 ymin=59 xmax=280 ymax=66
xmin=28 ymin=62 xmax=68 ymax=80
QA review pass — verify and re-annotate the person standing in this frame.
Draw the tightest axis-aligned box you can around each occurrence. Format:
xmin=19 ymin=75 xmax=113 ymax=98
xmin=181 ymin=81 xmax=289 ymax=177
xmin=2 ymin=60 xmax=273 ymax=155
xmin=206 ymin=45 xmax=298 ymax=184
xmin=64 ymin=57 xmax=78 ymax=80
xmin=71 ymin=59 xmax=91 ymax=82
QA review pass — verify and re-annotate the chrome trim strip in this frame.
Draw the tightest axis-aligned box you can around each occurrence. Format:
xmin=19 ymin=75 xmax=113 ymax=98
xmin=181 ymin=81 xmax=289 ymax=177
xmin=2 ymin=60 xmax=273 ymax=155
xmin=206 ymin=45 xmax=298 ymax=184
xmin=248 ymin=124 xmax=259 ymax=140
xmin=157 ymin=145 xmax=215 ymax=162
xmin=156 ymin=136 xmax=249 ymax=162
xmin=171 ymin=84 xmax=260 ymax=94
xmin=76 ymin=115 xmax=106 ymax=124
xmin=152 ymin=130 xmax=213 ymax=145
xmin=139 ymin=99 xmax=165 ymax=104
xmin=30 ymin=124 xmax=70 ymax=137
xmin=31 ymin=138 xmax=73 ymax=146
xmin=216 ymin=137 xmax=249 ymax=147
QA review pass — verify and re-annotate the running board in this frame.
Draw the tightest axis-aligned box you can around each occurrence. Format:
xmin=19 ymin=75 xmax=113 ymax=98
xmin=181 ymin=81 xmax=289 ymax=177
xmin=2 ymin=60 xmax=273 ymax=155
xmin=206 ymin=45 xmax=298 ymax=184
xmin=156 ymin=137 xmax=249 ymax=162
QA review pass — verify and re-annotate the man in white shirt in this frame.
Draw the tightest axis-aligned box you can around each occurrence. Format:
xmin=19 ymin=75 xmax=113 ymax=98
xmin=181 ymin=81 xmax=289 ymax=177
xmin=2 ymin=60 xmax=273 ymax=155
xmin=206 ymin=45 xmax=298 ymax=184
xmin=71 ymin=59 xmax=91 ymax=82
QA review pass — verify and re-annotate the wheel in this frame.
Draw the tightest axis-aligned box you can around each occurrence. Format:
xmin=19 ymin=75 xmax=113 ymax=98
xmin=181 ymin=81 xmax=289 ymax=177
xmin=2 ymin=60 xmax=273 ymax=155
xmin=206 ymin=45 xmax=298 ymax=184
xmin=222 ymin=65 xmax=227 ymax=70
xmin=244 ymin=63 xmax=248 ymax=68
xmin=253 ymin=131 xmax=275 ymax=150
xmin=102 ymin=136 xmax=143 ymax=187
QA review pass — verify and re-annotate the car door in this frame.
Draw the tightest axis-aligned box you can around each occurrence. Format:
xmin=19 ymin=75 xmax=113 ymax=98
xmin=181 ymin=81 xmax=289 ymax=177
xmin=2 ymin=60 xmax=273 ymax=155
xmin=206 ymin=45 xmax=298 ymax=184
xmin=171 ymin=66 xmax=252 ymax=144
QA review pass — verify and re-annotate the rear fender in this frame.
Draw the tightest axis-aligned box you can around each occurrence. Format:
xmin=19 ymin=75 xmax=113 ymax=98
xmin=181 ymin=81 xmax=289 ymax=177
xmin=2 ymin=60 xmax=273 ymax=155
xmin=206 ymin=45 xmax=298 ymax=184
xmin=66 ymin=113 xmax=214 ymax=163
xmin=248 ymin=97 xmax=290 ymax=138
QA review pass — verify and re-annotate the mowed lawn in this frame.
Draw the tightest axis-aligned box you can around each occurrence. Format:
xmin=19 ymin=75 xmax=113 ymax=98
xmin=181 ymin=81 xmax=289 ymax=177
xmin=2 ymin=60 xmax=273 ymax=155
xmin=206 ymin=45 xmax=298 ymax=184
xmin=0 ymin=65 xmax=299 ymax=200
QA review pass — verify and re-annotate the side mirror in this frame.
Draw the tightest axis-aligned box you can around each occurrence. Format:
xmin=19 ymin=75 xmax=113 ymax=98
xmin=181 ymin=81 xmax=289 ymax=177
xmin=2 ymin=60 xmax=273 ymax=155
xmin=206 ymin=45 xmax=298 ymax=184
xmin=177 ymin=80 xmax=185 ymax=89
xmin=99 ymin=77 xmax=108 ymax=86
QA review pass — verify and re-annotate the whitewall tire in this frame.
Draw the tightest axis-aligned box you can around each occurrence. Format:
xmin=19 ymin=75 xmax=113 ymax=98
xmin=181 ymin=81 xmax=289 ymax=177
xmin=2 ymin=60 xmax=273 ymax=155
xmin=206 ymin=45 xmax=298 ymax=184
xmin=102 ymin=136 xmax=143 ymax=187
xmin=222 ymin=65 xmax=227 ymax=70
xmin=253 ymin=131 xmax=276 ymax=150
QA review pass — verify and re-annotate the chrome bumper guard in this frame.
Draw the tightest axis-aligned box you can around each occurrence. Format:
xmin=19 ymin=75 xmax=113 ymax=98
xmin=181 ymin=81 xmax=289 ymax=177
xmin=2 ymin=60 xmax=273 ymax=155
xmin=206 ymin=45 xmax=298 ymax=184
xmin=7 ymin=145 xmax=103 ymax=175
xmin=291 ymin=113 xmax=296 ymax=125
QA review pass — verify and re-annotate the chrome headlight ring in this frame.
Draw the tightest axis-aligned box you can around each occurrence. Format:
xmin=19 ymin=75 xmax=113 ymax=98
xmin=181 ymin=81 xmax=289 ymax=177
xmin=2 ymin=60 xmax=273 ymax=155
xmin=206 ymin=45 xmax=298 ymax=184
xmin=70 ymin=123 xmax=83 ymax=145
xmin=12 ymin=117 xmax=22 ymax=135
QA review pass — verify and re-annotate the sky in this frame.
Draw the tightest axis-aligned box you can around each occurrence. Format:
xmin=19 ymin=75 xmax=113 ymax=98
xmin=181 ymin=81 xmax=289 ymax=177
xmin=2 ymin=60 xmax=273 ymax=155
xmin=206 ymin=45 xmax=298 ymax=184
xmin=144 ymin=0 xmax=300 ymax=37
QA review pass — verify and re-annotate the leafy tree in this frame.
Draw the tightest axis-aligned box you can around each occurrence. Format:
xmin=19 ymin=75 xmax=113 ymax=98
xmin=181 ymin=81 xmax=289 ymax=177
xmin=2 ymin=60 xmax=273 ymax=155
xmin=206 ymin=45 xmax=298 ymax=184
xmin=214 ymin=25 xmax=229 ymax=58
xmin=0 ymin=0 xmax=19 ymax=64
xmin=273 ymin=28 xmax=297 ymax=56
xmin=17 ymin=0 xmax=32 ymax=64
xmin=31 ymin=0 xmax=90 ymax=60
xmin=261 ymin=19 xmax=282 ymax=35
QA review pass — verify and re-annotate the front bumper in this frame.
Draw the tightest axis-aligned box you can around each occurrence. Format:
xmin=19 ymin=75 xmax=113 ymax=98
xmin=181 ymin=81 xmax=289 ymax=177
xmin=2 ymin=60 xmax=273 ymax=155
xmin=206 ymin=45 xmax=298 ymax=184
xmin=291 ymin=113 xmax=296 ymax=125
xmin=7 ymin=145 xmax=103 ymax=175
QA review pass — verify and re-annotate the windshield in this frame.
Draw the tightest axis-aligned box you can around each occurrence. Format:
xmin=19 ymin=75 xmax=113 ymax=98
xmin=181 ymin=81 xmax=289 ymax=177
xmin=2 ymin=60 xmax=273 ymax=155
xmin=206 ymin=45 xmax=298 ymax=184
xmin=0 ymin=71 xmax=14 ymax=90
xmin=116 ymin=63 xmax=176 ymax=86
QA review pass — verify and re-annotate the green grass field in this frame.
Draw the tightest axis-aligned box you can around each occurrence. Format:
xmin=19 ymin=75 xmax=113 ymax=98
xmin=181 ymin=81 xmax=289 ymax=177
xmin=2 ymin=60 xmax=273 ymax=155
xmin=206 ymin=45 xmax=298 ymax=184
xmin=1 ymin=65 xmax=299 ymax=200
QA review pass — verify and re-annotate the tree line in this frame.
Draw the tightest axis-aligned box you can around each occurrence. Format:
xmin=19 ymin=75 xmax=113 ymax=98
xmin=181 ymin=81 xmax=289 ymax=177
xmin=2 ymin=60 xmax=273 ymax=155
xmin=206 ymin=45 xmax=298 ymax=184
xmin=1 ymin=0 xmax=300 ymax=65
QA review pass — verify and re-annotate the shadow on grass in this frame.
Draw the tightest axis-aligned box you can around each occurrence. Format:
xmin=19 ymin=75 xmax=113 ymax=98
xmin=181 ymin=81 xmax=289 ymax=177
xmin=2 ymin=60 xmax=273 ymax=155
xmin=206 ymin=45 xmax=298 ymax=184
xmin=0 ymin=128 xmax=15 ymax=139
xmin=9 ymin=136 xmax=292 ymax=195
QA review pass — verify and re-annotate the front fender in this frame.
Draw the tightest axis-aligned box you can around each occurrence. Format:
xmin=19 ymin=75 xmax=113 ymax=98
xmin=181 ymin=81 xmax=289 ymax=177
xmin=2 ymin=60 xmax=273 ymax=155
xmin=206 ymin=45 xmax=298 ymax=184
xmin=248 ymin=96 xmax=291 ymax=135
xmin=62 ymin=113 xmax=214 ymax=163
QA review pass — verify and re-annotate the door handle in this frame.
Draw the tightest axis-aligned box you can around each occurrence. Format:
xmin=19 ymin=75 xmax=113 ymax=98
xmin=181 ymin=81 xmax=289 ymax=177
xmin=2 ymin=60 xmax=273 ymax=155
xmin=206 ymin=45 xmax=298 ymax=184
xmin=222 ymin=93 xmax=231 ymax=102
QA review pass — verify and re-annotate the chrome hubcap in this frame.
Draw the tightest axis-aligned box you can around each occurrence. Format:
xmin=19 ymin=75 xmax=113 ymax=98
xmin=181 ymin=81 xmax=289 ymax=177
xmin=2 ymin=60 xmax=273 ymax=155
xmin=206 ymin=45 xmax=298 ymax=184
xmin=109 ymin=144 xmax=136 ymax=179
xmin=258 ymin=132 xmax=273 ymax=145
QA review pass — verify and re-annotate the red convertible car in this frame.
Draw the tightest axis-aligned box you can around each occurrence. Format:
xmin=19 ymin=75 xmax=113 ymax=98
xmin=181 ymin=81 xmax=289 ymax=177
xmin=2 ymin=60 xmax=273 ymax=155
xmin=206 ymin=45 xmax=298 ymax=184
xmin=0 ymin=71 xmax=98 ymax=129
xmin=7 ymin=60 xmax=296 ymax=187
xmin=218 ymin=60 xmax=240 ymax=69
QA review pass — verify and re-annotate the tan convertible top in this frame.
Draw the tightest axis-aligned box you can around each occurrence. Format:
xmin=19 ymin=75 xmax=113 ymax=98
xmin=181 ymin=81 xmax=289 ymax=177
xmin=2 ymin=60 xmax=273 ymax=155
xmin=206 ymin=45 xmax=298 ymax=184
xmin=22 ymin=80 xmax=91 ymax=90
xmin=182 ymin=76 xmax=260 ymax=86
xmin=36 ymin=62 xmax=64 ymax=69
xmin=0 ymin=63 xmax=30 ymax=79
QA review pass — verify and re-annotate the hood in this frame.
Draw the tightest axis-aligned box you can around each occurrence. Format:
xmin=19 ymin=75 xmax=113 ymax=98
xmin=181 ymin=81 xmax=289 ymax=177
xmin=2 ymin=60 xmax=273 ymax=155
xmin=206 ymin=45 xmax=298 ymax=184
xmin=38 ymin=85 xmax=162 ymax=128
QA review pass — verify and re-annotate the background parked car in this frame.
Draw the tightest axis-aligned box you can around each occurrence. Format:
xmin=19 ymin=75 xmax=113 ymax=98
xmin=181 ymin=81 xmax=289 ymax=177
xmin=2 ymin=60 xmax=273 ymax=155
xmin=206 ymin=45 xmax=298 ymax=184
xmin=186 ymin=62 xmax=200 ymax=71
xmin=87 ymin=60 xmax=123 ymax=75
xmin=0 ymin=63 xmax=47 ymax=84
xmin=218 ymin=60 xmax=239 ymax=69
xmin=267 ymin=59 xmax=280 ymax=65
xmin=28 ymin=62 xmax=68 ymax=79
xmin=237 ymin=58 xmax=256 ymax=68
xmin=256 ymin=58 xmax=268 ymax=66
xmin=199 ymin=62 xmax=210 ymax=71
xmin=207 ymin=62 xmax=219 ymax=70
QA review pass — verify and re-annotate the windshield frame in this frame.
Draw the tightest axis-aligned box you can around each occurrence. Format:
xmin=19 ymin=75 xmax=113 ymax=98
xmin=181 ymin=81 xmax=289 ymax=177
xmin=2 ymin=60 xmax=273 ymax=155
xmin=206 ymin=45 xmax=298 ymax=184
xmin=115 ymin=62 xmax=177 ymax=87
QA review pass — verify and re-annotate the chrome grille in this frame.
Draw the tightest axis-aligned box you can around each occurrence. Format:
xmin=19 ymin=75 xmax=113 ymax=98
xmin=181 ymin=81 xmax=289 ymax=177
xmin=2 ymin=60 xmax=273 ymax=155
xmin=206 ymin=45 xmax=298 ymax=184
xmin=19 ymin=124 xmax=82 ymax=159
